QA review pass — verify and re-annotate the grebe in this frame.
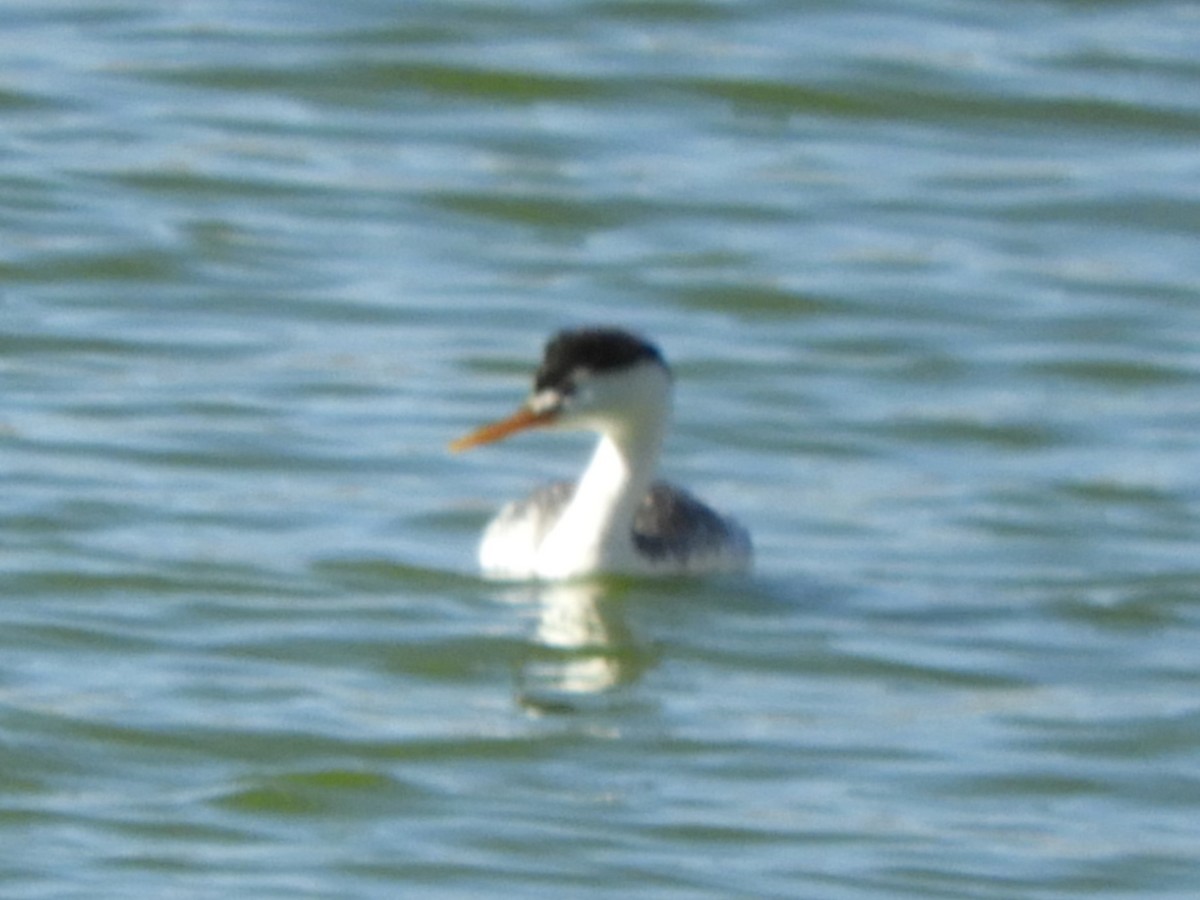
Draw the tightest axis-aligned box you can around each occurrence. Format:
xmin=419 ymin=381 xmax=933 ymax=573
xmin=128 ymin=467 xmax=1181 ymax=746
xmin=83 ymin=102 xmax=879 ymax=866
xmin=451 ymin=327 xmax=751 ymax=581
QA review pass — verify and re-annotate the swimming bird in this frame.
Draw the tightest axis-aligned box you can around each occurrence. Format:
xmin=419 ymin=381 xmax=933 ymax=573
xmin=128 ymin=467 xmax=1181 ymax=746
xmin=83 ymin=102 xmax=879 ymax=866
xmin=451 ymin=327 xmax=751 ymax=581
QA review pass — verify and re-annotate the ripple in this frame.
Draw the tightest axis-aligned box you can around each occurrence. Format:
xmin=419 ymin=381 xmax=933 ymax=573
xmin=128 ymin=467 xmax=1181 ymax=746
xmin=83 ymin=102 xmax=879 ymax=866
xmin=214 ymin=768 xmax=419 ymax=818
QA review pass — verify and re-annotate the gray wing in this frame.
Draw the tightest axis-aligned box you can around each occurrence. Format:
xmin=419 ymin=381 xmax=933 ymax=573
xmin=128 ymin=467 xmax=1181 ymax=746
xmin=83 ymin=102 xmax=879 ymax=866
xmin=633 ymin=481 xmax=751 ymax=566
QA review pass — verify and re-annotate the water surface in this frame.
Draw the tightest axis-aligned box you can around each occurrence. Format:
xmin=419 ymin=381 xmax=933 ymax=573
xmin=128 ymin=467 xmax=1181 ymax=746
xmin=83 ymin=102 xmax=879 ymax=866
xmin=3 ymin=1 xmax=1199 ymax=897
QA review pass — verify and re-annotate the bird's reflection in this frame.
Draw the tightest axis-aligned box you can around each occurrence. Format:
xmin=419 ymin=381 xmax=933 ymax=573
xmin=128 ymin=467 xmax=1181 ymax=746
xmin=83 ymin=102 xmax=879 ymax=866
xmin=504 ymin=579 xmax=654 ymax=713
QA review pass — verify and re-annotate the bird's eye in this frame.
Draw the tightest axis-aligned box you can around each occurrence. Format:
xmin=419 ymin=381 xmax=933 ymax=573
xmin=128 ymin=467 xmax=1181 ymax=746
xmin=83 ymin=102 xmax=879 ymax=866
xmin=561 ymin=366 xmax=592 ymax=397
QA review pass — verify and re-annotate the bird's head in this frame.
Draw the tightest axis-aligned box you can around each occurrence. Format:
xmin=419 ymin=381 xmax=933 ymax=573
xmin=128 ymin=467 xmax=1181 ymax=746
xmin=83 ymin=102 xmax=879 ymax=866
xmin=450 ymin=327 xmax=672 ymax=452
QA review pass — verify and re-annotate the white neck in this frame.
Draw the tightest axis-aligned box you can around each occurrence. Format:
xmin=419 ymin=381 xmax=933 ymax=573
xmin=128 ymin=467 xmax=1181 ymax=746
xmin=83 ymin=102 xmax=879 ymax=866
xmin=534 ymin=382 xmax=669 ymax=580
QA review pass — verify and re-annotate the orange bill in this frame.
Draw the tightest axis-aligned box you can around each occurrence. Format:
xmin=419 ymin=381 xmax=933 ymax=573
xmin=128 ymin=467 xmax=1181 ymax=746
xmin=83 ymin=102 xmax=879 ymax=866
xmin=449 ymin=406 xmax=557 ymax=452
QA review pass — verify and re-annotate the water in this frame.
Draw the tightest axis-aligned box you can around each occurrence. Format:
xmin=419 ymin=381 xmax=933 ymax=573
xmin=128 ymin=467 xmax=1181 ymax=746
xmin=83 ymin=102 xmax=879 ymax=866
xmin=3 ymin=0 xmax=1199 ymax=896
